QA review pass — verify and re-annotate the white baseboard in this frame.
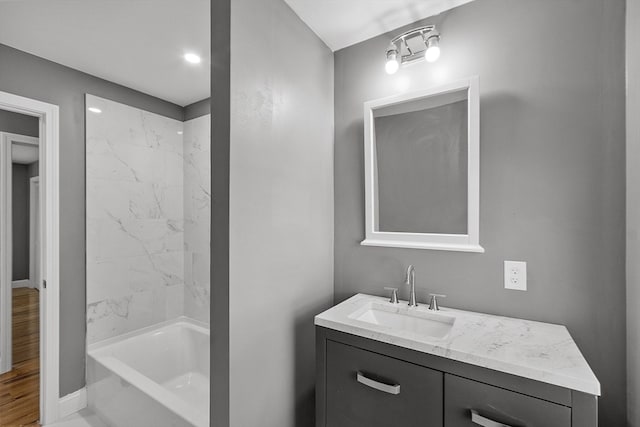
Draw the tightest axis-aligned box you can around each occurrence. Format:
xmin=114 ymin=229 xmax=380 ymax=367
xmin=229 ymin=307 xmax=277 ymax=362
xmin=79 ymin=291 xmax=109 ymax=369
xmin=12 ymin=279 xmax=33 ymax=289
xmin=58 ymin=387 xmax=87 ymax=419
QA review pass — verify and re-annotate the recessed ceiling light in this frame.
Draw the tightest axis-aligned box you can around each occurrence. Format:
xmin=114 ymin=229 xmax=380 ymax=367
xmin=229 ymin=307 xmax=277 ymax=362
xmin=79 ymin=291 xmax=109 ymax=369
xmin=177 ymin=131 xmax=183 ymax=135
xmin=184 ymin=53 xmax=201 ymax=64
xmin=88 ymin=107 xmax=102 ymax=114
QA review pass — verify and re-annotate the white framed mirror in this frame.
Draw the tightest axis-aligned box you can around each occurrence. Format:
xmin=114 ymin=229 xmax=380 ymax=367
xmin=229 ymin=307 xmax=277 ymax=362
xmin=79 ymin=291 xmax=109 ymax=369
xmin=361 ymin=76 xmax=483 ymax=252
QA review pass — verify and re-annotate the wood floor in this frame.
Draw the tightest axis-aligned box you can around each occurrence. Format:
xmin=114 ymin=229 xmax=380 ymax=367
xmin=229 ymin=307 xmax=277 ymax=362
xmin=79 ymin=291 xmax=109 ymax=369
xmin=0 ymin=287 xmax=40 ymax=426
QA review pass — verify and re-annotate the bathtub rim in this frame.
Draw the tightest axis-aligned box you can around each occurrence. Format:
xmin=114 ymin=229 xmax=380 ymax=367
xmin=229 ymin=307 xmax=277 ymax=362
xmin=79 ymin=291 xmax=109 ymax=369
xmin=88 ymin=315 xmax=209 ymax=354
xmin=87 ymin=316 xmax=210 ymax=427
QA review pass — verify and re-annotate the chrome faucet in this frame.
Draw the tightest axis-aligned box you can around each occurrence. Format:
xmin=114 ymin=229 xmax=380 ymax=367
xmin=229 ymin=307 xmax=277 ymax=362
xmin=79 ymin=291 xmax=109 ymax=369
xmin=405 ymin=265 xmax=418 ymax=307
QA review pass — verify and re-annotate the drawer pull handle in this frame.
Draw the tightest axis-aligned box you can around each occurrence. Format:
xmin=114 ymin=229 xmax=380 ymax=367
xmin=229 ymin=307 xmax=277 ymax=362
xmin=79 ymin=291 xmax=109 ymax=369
xmin=356 ymin=372 xmax=400 ymax=395
xmin=470 ymin=410 xmax=512 ymax=427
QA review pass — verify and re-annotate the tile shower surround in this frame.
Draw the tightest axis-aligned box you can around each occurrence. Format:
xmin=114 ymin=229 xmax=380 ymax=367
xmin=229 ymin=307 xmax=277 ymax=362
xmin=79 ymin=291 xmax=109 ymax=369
xmin=183 ymin=115 xmax=211 ymax=323
xmin=86 ymin=95 xmax=210 ymax=343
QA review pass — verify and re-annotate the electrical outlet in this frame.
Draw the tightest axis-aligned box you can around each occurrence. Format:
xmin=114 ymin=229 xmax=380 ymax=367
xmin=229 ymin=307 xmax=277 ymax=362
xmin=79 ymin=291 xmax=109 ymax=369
xmin=504 ymin=260 xmax=527 ymax=291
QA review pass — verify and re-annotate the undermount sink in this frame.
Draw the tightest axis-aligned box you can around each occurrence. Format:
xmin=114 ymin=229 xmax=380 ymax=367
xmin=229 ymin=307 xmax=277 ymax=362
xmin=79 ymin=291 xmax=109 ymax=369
xmin=348 ymin=302 xmax=455 ymax=339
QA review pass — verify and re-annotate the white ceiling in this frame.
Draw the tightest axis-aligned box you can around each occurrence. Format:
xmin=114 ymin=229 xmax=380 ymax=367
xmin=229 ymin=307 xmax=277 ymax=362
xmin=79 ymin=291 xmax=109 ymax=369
xmin=284 ymin=0 xmax=475 ymax=51
xmin=0 ymin=0 xmax=210 ymax=107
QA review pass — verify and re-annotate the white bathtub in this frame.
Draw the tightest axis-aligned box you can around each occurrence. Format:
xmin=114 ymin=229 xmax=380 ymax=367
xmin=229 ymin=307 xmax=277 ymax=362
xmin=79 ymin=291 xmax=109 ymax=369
xmin=87 ymin=317 xmax=209 ymax=427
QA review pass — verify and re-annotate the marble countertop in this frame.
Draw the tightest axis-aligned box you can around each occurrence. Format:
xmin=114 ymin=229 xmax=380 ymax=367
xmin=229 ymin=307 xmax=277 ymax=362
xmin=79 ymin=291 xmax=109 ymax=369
xmin=315 ymin=293 xmax=600 ymax=396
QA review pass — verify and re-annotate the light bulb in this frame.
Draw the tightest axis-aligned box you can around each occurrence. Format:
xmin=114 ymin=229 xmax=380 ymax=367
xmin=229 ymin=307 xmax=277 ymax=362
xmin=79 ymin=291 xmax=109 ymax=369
xmin=425 ymin=46 xmax=440 ymax=63
xmin=424 ymin=36 xmax=440 ymax=63
xmin=385 ymin=44 xmax=400 ymax=75
xmin=385 ymin=58 xmax=400 ymax=74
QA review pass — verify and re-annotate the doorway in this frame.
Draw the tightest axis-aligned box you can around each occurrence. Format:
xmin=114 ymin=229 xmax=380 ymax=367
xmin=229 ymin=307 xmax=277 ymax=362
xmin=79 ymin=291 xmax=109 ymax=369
xmin=0 ymin=91 xmax=60 ymax=425
xmin=0 ymin=129 xmax=40 ymax=425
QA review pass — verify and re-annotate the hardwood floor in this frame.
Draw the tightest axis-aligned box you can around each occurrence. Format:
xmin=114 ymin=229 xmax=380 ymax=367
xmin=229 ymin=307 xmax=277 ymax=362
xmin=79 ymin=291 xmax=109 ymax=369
xmin=0 ymin=287 xmax=40 ymax=426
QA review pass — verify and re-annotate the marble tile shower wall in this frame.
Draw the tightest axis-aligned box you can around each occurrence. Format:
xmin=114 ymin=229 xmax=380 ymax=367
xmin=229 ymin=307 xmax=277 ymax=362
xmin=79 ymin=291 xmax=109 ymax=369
xmin=86 ymin=95 xmax=185 ymax=344
xmin=183 ymin=115 xmax=211 ymax=323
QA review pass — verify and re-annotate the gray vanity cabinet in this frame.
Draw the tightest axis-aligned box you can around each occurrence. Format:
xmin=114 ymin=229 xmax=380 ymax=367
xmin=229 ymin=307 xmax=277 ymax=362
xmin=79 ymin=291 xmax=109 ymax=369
xmin=317 ymin=327 xmax=597 ymax=427
xmin=326 ymin=340 xmax=443 ymax=427
xmin=444 ymin=374 xmax=571 ymax=427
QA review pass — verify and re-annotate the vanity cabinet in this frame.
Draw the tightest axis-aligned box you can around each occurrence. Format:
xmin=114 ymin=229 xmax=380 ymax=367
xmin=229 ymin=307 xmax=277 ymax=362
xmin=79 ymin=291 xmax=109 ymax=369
xmin=326 ymin=340 xmax=443 ymax=427
xmin=444 ymin=374 xmax=571 ymax=427
xmin=316 ymin=327 xmax=597 ymax=427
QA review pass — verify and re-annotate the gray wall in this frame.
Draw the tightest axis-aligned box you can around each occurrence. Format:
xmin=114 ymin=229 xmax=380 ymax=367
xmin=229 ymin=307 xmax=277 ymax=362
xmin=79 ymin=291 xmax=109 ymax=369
xmin=627 ymin=0 xmax=640 ymax=425
xmin=333 ymin=0 xmax=626 ymax=425
xmin=229 ymin=0 xmax=334 ymax=425
xmin=12 ymin=162 xmax=38 ymax=281
xmin=0 ymin=109 xmax=39 ymax=137
xmin=0 ymin=43 xmax=183 ymax=395
xmin=28 ymin=161 xmax=38 ymax=178
xmin=12 ymin=163 xmax=30 ymax=280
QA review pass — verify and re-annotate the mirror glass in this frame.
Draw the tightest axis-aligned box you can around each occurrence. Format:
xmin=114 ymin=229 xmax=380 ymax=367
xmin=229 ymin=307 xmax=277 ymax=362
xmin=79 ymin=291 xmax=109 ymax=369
xmin=374 ymin=89 xmax=468 ymax=234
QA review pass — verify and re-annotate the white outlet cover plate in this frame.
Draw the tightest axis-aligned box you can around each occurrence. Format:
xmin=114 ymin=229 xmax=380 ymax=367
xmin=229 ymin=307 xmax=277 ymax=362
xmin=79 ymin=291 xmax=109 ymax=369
xmin=504 ymin=260 xmax=527 ymax=291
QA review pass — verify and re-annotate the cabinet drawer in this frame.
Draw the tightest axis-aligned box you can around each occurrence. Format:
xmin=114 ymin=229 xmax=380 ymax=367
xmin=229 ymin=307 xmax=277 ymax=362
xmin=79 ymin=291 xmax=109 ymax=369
xmin=445 ymin=374 xmax=571 ymax=427
xmin=325 ymin=340 xmax=443 ymax=427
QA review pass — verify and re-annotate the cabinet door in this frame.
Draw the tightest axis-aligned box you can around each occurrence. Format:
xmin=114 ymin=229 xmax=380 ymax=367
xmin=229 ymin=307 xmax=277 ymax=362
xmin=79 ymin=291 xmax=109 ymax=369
xmin=326 ymin=340 xmax=443 ymax=427
xmin=444 ymin=374 xmax=571 ymax=427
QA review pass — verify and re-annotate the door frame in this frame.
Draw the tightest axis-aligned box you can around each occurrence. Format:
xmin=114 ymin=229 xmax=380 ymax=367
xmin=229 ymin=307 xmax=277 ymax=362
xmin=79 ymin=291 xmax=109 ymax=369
xmin=0 ymin=133 xmax=13 ymax=374
xmin=0 ymin=131 xmax=39 ymax=373
xmin=0 ymin=91 xmax=60 ymax=424
xmin=30 ymin=176 xmax=40 ymax=291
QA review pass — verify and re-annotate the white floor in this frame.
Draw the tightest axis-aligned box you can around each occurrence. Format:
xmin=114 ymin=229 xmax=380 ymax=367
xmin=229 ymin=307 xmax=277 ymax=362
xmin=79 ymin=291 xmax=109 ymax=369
xmin=45 ymin=409 xmax=107 ymax=427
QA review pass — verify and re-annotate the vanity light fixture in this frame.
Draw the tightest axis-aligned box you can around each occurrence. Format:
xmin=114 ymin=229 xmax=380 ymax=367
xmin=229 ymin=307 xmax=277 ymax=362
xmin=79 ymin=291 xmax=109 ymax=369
xmin=87 ymin=107 xmax=102 ymax=114
xmin=385 ymin=25 xmax=441 ymax=74
xmin=184 ymin=52 xmax=202 ymax=64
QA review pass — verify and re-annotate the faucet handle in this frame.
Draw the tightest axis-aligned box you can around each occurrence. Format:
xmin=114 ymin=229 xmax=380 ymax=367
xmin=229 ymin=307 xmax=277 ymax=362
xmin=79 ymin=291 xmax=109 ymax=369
xmin=428 ymin=293 xmax=446 ymax=311
xmin=383 ymin=287 xmax=399 ymax=304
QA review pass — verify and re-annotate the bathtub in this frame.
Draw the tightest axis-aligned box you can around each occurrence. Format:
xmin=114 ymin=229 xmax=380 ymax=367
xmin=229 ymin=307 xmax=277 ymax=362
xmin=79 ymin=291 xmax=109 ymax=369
xmin=87 ymin=317 xmax=209 ymax=427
